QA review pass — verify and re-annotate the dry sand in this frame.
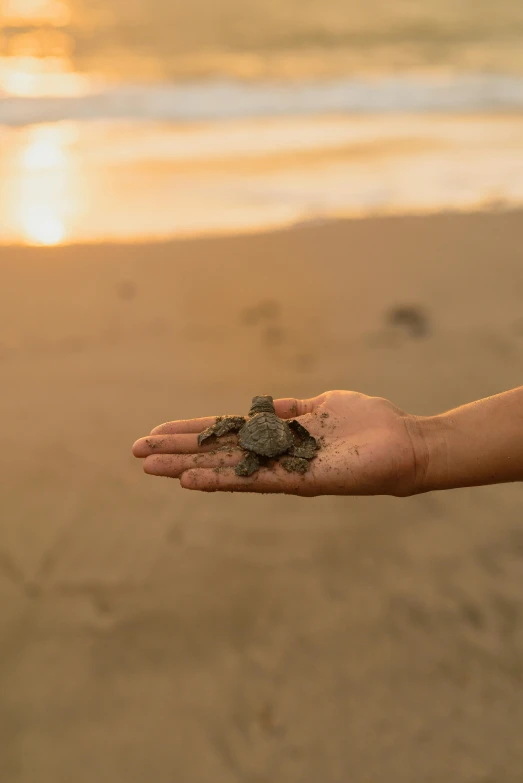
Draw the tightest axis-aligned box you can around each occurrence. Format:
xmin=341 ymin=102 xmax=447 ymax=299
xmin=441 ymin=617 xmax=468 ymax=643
xmin=1 ymin=210 xmax=523 ymax=782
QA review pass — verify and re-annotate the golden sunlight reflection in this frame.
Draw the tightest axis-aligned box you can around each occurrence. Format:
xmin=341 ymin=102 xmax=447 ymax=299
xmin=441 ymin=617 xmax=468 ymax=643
xmin=0 ymin=1 xmax=90 ymax=98
xmin=14 ymin=124 xmax=77 ymax=245
xmin=22 ymin=130 xmax=67 ymax=169
xmin=23 ymin=214 xmax=65 ymax=245
xmin=2 ymin=0 xmax=70 ymax=26
xmin=1 ymin=116 xmax=523 ymax=245
xmin=0 ymin=55 xmax=91 ymax=97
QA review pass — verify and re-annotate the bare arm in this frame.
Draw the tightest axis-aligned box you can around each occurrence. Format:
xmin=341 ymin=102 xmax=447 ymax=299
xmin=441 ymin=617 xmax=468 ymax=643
xmin=133 ymin=388 xmax=523 ymax=496
xmin=415 ymin=386 xmax=523 ymax=493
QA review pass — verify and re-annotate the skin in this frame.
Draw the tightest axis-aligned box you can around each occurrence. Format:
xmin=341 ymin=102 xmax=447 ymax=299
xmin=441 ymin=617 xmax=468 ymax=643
xmin=132 ymin=387 xmax=523 ymax=496
xmin=416 ymin=385 xmax=523 ymax=491
xmin=132 ymin=390 xmax=422 ymax=496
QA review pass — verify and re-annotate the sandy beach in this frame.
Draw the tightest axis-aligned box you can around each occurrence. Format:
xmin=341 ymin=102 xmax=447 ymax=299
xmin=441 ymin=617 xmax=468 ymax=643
xmin=1 ymin=210 xmax=523 ymax=781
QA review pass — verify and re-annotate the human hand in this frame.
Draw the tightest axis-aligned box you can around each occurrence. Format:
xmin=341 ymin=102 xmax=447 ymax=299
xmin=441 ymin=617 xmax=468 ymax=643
xmin=132 ymin=390 xmax=428 ymax=496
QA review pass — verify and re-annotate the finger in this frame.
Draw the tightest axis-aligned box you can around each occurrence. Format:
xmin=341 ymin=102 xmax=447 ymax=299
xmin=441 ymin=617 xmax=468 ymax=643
xmin=132 ymin=432 xmax=238 ymax=457
xmin=150 ymin=416 xmax=219 ymax=435
xmin=179 ymin=466 xmax=318 ymax=496
xmin=143 ymin=450 xmax=243 ymax=478
xmin=150 ymin=398 xmax=325 ymax=433
xmin=274 ymin=395 xmax=325 ymax=420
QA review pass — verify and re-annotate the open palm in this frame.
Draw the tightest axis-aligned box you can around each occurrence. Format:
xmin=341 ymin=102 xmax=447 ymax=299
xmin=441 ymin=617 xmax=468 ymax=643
xmin=132 ymin=391 xmax=424 ymax=496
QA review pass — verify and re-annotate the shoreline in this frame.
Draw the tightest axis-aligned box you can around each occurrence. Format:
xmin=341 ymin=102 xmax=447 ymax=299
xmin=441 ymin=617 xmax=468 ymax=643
xmin=2 ymin=113 xmax=523 ymax=245
xmin=0 ymin=204 xmax=522 ymax=251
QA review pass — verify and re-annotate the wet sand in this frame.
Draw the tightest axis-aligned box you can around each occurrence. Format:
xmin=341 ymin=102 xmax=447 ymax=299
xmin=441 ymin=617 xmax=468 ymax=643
xmin=1 ymin=210 xmax=523 ymax=782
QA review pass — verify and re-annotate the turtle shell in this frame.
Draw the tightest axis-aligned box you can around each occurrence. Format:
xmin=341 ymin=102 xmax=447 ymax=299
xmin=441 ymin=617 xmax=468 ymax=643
xmin=239 ymin=412 xmax=293 ymax=458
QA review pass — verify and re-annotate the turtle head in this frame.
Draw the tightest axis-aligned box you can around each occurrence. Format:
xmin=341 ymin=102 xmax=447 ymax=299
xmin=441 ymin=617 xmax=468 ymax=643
xmin=249 ymin=395 xmax=275 ymax=415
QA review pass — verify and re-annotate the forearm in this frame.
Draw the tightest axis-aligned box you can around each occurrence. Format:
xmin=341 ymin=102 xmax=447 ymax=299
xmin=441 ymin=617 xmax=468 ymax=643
xmin=416 ymin=387 xmax=523 ymax=492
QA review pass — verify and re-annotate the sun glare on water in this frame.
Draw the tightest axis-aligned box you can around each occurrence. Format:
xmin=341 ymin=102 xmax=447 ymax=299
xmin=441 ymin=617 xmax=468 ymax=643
xmin=2 ymin=0 xmax=70 ymax=26
xmin=12 ymin=124 xmax=77 ymax=245
xmin=22 ymin=132 xmax=67 ymax=169
xmin=23 ymin=214 xmax=66 ymax=245
xmin=0 ymin=55 xmax=91 ymax=98
xmin=0 ymin=0 xmax=92 ymax=99
xmin=0 ymin=0 xmax=88 ymax=243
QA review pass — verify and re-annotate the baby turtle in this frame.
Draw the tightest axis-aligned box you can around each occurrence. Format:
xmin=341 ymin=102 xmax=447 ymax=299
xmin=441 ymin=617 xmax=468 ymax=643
xmin=198 ymin=395 xmax=319 ymax=476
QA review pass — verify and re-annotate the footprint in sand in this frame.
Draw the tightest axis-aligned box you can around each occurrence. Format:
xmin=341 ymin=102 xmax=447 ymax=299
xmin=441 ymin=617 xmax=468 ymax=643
xmin=385 ymin=304 xmax=430 ymax=339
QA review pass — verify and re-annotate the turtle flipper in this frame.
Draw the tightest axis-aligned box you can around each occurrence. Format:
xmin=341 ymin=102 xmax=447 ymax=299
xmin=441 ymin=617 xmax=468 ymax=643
xmin=288 ymin=419 xmax=319 ymax=459
xmin=281 ymin=455 xmax=310 ymax=474
xmin=290 ymin=443 xmax=318 ymax=459
xmin=197 ymin=416 xmax=246 ymax=446
xmin=235 ymin=451 xmax=260 ymax=477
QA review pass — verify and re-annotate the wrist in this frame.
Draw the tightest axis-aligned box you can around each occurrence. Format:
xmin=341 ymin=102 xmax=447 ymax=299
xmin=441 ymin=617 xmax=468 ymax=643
xmin=405 ymin=414 xmax=451 ymax=495
xmin=405 ymin=387 xmax=523 ymax=494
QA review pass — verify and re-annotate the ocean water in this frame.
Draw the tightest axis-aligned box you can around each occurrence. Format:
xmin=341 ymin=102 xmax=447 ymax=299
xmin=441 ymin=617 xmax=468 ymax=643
xmin=1 ymin=0 xmax=523 ymax=243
